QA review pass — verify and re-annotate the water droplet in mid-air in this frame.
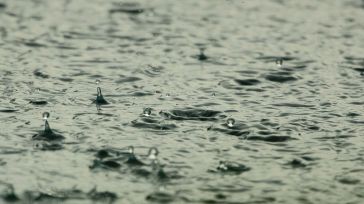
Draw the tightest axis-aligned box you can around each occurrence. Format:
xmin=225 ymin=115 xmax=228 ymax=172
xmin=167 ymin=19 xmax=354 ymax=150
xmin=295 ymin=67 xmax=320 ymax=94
xmin=128 ymin=146 xmax=135 ymax=154
xmin=227 ymin=118 xmax=235 ymax=127
xmin=42 ymin=112 xmax=50 ymax=120
xmin=148 ymin=147 xmax=159 ymax=160
xmin=276 ymin=58 xmax=283 ymax=68
xmin=143 ymin=108 xmax=152 ymax=116
xmin=32 ymin=112 xmax=65 ymax=141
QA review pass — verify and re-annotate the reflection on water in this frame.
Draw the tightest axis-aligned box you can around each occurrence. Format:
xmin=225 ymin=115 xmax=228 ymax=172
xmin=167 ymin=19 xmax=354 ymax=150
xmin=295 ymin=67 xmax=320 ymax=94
xmin=1 ymin=0 xmax=364 ymax=203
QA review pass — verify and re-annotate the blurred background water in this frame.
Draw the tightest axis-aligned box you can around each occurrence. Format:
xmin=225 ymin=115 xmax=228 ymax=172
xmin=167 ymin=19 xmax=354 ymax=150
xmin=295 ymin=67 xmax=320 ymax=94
xmin=0 ymin=0 xmax=364 ymax=203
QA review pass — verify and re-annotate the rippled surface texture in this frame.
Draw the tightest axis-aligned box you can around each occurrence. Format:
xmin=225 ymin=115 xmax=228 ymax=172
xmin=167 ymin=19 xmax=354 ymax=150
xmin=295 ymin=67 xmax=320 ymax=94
xmin=1 ymin=0 xmax=364 ymax=203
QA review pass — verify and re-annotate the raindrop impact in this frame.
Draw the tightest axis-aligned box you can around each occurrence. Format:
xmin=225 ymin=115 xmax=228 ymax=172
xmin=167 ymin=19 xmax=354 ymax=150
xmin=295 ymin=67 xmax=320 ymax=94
xmin=148 ymin=147 xmax=159 ymax=161
xmin=226 ymin=118 xmax=235 ymax=127
xmin=126 ymin=146 xmax=144 ymax=166
xmin=147 ymin=147 xmax=168 ymax=180
xmin=32 ymin=112 xmax=64 ymax=141
xmin=94 ymin=80 xmax=109 ymax=105
xmin=128 ymin=146 xmax=135 ymax=154
xmin=143 ymin=108 xmax=152 ymax=116
xmin=197 ymin=48 xmax=208 ymax=61
xmin=276 ymin=58 xmax=283 ymax=68
xmin=42 ymin=112 xmax=50 ymax=120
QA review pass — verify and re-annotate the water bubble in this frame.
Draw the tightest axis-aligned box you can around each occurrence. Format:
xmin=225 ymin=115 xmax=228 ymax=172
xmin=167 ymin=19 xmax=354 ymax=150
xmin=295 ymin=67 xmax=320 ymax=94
xmin=148 ymin=147 xmax=159 ymax=160
xmin=275 ymin=58 xmax=283 ymax=68
xmin=226 ymin=118 xmax=235 ymax=127
xmin=42 ymin=112 xmax=50 ymax=120
xmin=96 ymin=79 xmax=101 ymax=85
xmin=143 ymin=108 xmax=152 ymax=116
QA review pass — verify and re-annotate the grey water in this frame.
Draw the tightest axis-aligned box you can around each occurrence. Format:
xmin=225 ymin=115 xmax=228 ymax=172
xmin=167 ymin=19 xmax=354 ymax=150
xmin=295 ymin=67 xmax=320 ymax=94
xmin=1 ymin=0 xmax=364 ymax=203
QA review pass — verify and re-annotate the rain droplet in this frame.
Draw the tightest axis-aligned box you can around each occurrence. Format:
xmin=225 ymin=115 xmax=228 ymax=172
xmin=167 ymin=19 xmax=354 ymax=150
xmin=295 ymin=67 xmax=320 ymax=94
xmin=143 ymin=108 xmax=152 ymax=116
xmin=276 ymin=58 xmax=283 ymax=68
xmin=227 ymin=118 xmax=235 ymax=127
xmin=148 ymin=147 xmax=159 ymax=160
xmin=42 ymin=112 xmax=50 ymax=120
xmin=128 ymin=146 xmax=135 ymax=154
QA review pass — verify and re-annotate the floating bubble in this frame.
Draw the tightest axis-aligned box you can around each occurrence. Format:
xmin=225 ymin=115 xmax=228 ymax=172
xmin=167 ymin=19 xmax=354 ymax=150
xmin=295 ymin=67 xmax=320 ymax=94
xmin=143 ymin=108 xmax=152 ymax=116
xmin=226 ymin=118 xmax=235 ymax=127
xmin=42 ymin=112 xmax=50 ymax=120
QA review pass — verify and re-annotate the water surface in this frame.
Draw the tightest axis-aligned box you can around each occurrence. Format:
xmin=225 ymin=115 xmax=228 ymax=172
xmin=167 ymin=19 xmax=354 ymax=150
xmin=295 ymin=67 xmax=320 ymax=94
xmin=1 ymin=0 xmax=364 ymax=203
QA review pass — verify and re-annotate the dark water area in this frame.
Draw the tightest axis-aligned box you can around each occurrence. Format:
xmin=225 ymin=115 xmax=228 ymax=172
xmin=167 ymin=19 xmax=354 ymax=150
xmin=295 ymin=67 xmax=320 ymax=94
xmin=1 ymin=0 xmax=364 ymax=203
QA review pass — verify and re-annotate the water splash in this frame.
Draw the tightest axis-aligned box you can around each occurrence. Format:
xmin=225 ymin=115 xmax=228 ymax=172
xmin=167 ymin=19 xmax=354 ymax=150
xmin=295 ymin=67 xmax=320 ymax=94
xmin=42 ymin=112 xmax=50 ymax=120
xmin=216 ymin=161 xmax=250 ymax=174
xmin=32 ymin=112 xmax=64 ymax=141
xmin=143 ymin=108 xmax=152 ymax=117
xmin=148 ymin=147 xmax=159 ymax=161
xmin=147 ymin=147 xmax=168 ymax=180
xmin=226 ymin=118 xmax=235 ymax=127
xmin=197 ymin=48 xmax=208 ymax=61
xmin=94 ymin=80 xmax=109 ymax=105
xmin=125 ymin=146 xmax=144 ymax=166
xmin=275 ymin=58 xmax=283 ymax=68
xmin=42 ymin=112 xmax=52 ymax=134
